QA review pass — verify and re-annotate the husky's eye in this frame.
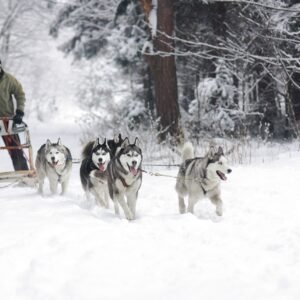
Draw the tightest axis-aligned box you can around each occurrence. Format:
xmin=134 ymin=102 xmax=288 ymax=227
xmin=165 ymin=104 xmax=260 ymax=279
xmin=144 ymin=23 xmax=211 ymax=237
xmin=218 ymin=162 xmax=223 ymax=165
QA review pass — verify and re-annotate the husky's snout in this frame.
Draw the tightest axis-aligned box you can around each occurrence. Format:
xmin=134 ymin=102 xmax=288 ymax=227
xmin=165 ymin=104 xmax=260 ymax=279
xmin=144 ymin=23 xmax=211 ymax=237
xmin=50 ymin=156 xmax=58 ymax=165
xmin=97 ymin=158 xmax=106 ymax=172
xmin=216 ymin=168 xmax=232 ymax=181
xmin=127 ymin=160 xmax=139 ymax=176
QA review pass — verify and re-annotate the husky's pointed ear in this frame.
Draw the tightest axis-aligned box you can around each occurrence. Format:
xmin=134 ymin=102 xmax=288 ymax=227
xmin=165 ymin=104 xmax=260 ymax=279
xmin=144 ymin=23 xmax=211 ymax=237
xmin=92 ymin=138 xmax=100 ymax=150
xmin=98 ymin=137 xmax=106 ymax=145
xmin=217 ymin=146 xmax=224 ymax=156
xmin=120 ymin=137 xmax=129 ymax=148
xmin=46 ymin=139 xmax=52 ymax=150
xmin=225 ymin=146 xmax=234 ymax=156
xmin=134 ymin=137 xmax=140 ymax=147
xmin=115 ymin=137 xmax=129 ymax=155
xmin=101 ymin=138 xmax=107 ymax=147
xmin=57 ymin=138 xmax=62 ymax=146
xmin=113 ymin=134 xmax=121 ymax=143
xmin=104 ymin=138 xmax=110 ymax=149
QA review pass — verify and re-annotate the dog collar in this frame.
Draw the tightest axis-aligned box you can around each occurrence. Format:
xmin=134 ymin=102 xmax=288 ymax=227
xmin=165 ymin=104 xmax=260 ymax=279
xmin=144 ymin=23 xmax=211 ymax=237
xmin=119 ymin=168 xmax=140 ymax=187
xmin=47 ymin=161 xmax=66 ymax=182
xmin=200 ymin=183 xmax=207 ymax=195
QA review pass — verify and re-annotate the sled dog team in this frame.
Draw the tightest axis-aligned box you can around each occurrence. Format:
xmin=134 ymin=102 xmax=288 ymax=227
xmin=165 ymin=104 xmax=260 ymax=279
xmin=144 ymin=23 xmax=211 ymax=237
xmin=35 ymin=134 xmax=232 ymax=220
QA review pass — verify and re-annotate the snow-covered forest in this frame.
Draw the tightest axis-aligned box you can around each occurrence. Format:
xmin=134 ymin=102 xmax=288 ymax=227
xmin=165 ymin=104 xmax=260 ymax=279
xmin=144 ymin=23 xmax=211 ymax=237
xmin=1 ymin=0 xmax=300 ymax=299
xmin=1 ymin=0 xmax=300 ymax=141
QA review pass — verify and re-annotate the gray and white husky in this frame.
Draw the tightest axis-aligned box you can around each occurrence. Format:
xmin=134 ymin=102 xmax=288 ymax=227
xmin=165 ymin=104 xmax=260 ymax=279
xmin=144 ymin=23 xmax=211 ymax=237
xmin=80 ymin=138 xmax=111 ymax=208
xmin=107 ymin=137 xmax=142 ymax=220
xmin=175 ymin=142 xmax=232 ymax=216
xmin=35 ymin=138 xmax=72 ymax=195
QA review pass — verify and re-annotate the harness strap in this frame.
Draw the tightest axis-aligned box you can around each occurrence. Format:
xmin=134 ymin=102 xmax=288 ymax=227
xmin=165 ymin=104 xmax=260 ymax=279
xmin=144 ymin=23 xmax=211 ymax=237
xmin=119 ymin=170 xmax=141 ymax=188
xmin=200 ymin=184 xmax=207 ymax=195
xmin=47 ymin=162 xmax=67 ymax=183
xmin=119 ymin=176 xmax=130 ymax=188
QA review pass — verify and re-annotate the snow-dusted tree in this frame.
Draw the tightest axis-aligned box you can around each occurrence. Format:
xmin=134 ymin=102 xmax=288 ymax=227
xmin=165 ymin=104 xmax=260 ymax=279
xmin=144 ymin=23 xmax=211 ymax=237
xmin=271 ymin=0 xmax=300 ymax=137
xmin=188 ymin=59 xmax=238 ymax=136
xmin=50 ymin=0 xmax=121 ymax=59
xmin=174 ymin=0 xmax=300 ymax=138
xmin=51 ymin=0 xmax=182 ymax=143
xmin=50 ymin=0 xmax=300 ymax=139
xmin=50 ymin=0 xmax=156 ymax=132
xmin=0 ymin=0 xmax=64 ymax=120
xmin=139 ymin=0 xmax=183 ymax=143
xmin=0 ymin=0 xmax=50 ymax=66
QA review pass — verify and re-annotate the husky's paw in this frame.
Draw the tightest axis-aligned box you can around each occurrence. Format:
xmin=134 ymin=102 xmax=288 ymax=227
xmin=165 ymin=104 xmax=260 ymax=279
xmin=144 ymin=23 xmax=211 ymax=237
xmin=126 ymin=211 xmax=134 ymax=221
xmin=179 ymin=207 xmax=186 ymax=214
xmin=216 ymin=208 xmax=223 ymax=216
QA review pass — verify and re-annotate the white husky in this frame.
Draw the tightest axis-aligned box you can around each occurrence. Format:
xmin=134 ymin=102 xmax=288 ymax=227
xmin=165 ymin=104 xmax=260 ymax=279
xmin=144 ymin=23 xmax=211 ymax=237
xmin=35 ymin=138 xmax=72 ymax=195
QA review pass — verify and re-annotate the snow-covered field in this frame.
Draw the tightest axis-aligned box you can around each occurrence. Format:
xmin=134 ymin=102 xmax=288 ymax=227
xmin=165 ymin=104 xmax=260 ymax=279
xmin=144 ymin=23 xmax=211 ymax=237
xmin=1 ymin=122 xmax=300 ymax=300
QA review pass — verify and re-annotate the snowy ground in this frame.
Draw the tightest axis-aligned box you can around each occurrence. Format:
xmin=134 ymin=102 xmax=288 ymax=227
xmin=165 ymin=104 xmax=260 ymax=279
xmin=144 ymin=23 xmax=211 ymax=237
xmin=1 ymin=122 xmax=300 ymax=300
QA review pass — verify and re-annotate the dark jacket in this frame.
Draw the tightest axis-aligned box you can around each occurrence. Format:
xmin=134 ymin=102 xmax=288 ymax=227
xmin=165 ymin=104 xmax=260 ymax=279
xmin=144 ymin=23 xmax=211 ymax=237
xmin=0 ymin=71 xmax=26 ymax=116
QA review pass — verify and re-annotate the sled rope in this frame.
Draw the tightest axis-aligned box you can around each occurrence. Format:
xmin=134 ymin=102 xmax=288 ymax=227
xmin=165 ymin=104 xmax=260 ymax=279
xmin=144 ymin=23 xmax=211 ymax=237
xmin=72 ymin=158 xmax=81 ymax=164
xmin=142 ymin=163 xmax=181 ymax=167
xmin=140 ymin=169 xmax=179 ymax=179
xmin=0 ymin=180 xmax=20 ymax=188
xmin=140 ymin=168 xmax=204 ymax=182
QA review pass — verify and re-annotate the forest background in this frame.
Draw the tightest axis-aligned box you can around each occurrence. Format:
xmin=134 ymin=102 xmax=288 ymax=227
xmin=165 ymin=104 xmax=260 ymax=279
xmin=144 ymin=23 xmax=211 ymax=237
xmin=1 ymin=0 xmax=300 ymax=147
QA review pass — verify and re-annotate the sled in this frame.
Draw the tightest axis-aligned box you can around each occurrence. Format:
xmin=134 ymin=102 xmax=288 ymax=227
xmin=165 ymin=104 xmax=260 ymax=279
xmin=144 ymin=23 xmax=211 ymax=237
xmin=0 ymin=117 xmax=36 ymax=186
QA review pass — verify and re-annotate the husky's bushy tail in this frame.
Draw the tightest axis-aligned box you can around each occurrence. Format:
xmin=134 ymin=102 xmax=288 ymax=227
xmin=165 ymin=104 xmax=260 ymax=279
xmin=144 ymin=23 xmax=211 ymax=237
xmin=181 ymin=142 xmax=194 ymax=162
xmin=81 ymin=141 xmax=94 ymax=159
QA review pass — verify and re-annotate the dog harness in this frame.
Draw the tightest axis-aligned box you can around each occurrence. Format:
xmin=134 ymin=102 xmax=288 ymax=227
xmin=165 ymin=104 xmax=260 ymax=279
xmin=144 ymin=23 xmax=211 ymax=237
xmin=47 ymin=158 xmax=71 ymax=183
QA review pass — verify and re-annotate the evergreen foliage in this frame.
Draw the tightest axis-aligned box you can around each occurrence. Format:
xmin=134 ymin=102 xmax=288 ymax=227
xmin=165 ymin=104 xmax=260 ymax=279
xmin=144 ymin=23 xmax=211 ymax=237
xmin=50 ymin=0 xmax=300 ymax=140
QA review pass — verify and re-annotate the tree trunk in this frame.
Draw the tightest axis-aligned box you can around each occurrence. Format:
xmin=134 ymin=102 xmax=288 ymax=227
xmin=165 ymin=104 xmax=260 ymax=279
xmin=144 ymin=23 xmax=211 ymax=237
xmin=140 ymin=0 xmax=183 ymax=143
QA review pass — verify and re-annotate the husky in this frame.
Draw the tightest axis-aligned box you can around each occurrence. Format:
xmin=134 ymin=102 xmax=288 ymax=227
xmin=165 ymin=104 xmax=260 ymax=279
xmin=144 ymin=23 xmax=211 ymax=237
xmin=175 ymin=142 xmax=232 ymax=216
xmin=35 ymin=138 xmax=72 ymax=195
xmin=107 ymin=137 xmax=143 ymax=220
xmin=107 ymin=133 xmax=124 ymax=157
xmin=80 ymin=138 xmax=111 ymax=208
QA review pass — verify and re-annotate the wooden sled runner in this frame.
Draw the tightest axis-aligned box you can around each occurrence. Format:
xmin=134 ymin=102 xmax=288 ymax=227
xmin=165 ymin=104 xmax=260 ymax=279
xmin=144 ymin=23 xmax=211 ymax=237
xmin=0 ymin=117 xmax=36 ymax=186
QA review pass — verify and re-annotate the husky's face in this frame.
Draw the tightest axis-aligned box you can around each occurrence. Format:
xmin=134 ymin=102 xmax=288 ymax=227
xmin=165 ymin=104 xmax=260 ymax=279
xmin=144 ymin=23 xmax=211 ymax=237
xmin=207 ymin=147 xmax=232 ymax=181
xmin=92 ymin=138 xmax=111 ymax=172
xmin=45 ymin=138 xmax=67 ymax=167
xmin=119 ymin=138 xmax=142 ymax=176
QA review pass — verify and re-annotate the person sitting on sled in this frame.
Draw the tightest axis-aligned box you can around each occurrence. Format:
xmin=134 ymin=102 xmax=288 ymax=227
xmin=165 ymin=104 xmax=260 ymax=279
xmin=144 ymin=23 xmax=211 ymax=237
xmin=0 ymin=58 xmax=29 ymax=171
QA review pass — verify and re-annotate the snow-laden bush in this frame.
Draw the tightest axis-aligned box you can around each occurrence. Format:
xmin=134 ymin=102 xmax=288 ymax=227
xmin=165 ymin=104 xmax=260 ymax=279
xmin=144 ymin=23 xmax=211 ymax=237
xmin=188 ymin=59 xmax=241 ymax=137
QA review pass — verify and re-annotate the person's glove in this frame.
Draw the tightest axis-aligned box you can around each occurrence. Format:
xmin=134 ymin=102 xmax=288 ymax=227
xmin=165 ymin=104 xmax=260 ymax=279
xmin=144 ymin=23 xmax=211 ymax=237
xmin=13 ymin=109 xmax=24 ymax=125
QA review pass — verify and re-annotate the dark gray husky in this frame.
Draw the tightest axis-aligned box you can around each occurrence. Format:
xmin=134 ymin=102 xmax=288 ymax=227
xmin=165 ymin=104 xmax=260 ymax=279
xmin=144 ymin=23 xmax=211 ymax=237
xmin=175 ymin=142 xmax=232 ymax=216
xmin=107 ymin=137 xmax=143 ymax=220
xmin=80 ymin=138 xmax=111 ymax=207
